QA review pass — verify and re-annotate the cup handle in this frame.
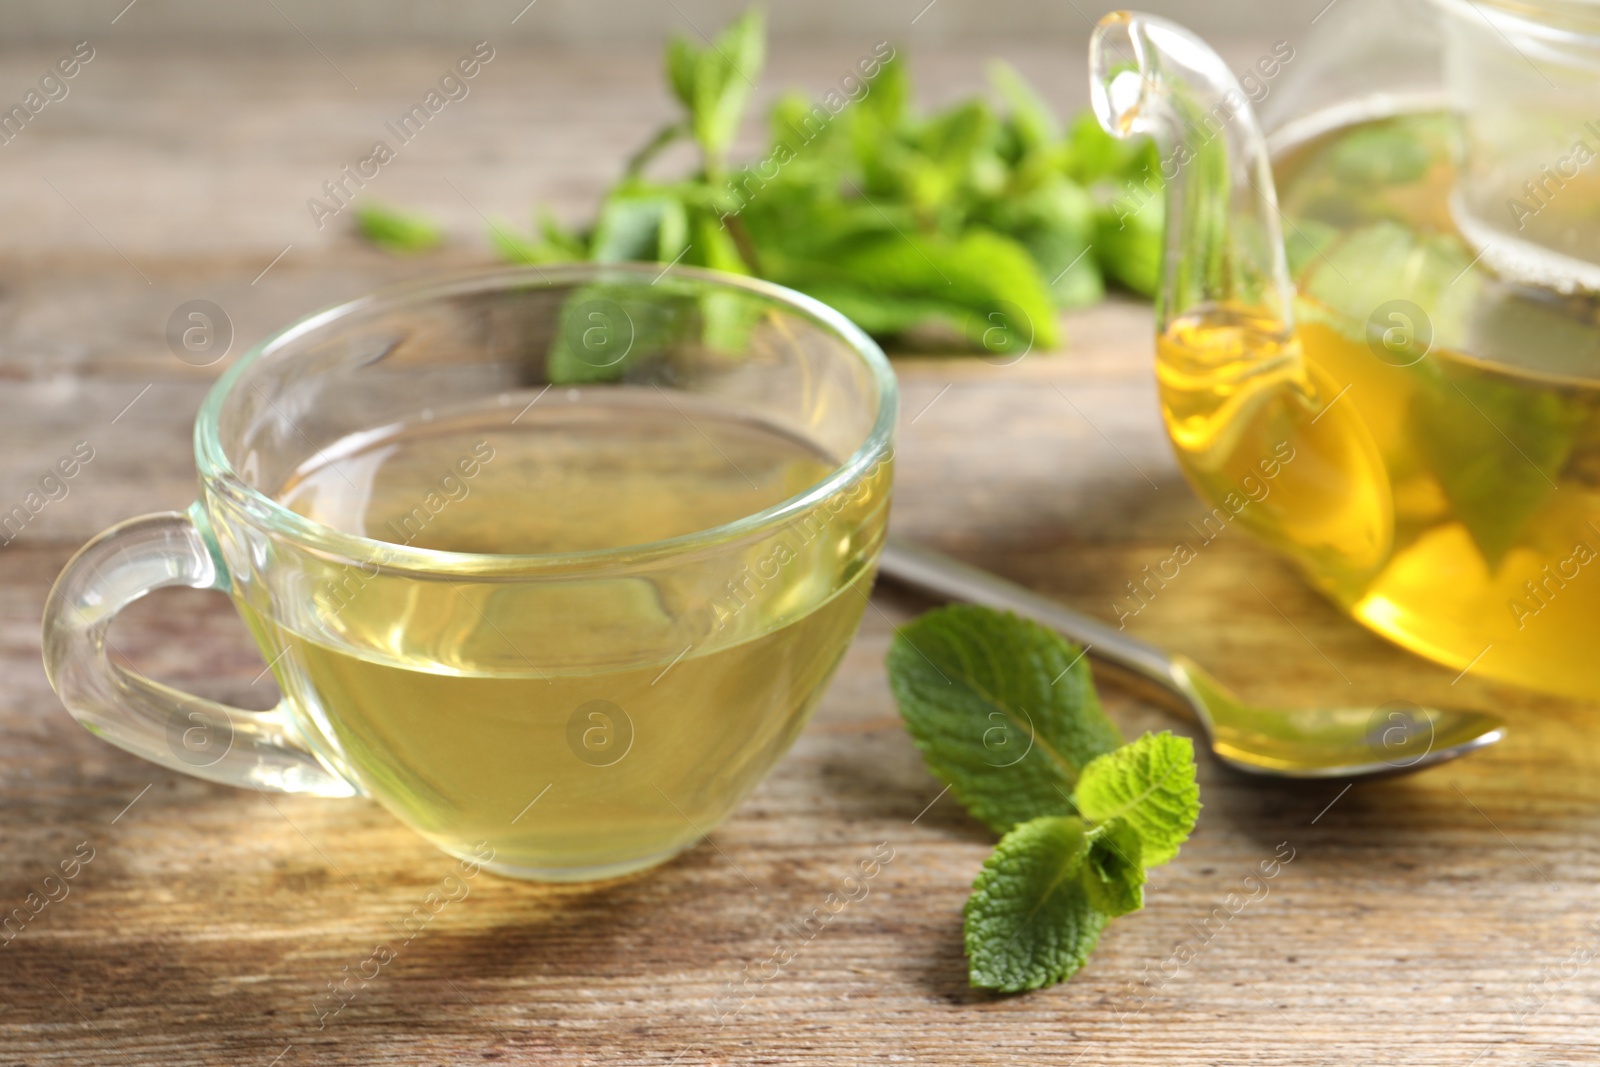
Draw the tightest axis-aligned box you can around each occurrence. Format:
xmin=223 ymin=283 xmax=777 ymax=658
xmin=41 ymin=504 xmax=358 ymax=797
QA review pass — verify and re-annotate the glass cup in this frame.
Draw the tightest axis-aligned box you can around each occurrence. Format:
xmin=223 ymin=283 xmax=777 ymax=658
xmin=42 ymin=264 xmax=897 ymax=881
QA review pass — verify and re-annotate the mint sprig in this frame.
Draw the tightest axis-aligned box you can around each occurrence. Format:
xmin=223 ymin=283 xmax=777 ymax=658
xmin=354 ymin=10 xmax=1164 ymax=353
xmin=663 ymin=7 xmax=765 ymax=181
xmin=889 ymin=604 xmax=1200 ymax=993
xmin=354 ymin=202 xmax=443 ymax=254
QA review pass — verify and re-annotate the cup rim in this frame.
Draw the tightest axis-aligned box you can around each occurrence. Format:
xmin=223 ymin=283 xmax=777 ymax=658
xmin=194 ymin=262 xmax=898 ymax=574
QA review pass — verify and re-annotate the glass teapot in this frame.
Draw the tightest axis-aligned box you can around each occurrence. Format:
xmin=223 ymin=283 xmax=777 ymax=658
xmin=1090 ymin=4 xmax=1600 ymax=699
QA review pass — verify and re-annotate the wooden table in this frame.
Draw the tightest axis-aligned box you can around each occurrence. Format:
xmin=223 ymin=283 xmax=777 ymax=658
xmin=2 ymin=37 xmax=1597 ymax=1067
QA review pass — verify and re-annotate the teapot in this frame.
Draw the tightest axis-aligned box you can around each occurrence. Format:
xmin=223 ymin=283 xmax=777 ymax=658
xmin=1090 ymin=5 xmax=1600 ymax=699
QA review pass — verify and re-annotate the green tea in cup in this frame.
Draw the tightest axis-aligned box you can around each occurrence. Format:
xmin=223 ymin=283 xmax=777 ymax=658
xmin=43 ymin=265 xmax=896 ymax=881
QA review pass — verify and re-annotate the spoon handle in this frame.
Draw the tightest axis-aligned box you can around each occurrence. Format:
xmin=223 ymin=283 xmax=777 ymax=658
xmin=877 ymin=535 xmax=1184 ymax=694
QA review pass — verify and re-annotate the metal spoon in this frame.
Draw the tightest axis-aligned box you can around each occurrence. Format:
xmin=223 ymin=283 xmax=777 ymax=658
xmin=877 ymin=536 xmax=1505 ymax=779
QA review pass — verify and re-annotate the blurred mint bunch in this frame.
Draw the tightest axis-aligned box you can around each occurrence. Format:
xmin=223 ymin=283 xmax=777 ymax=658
xmin=359 ymin=9 xmax=1163 ymax=353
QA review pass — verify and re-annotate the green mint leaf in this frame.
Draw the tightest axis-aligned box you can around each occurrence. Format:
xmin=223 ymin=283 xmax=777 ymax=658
xmin=977 ymin=178 xmax=1102 ymax=309
xmin=1084 ymin=818 xmax=1145 ymax=917
xmin=781 ymin=285 xmax=956 ymax=338
xmin=490 ymin=223 xmax=555 ymax=264
xmin=1046 ymin=237 xmax=1104 ymax=310
xmin=1327 ymin=121 xmax=1436 ymax=187
xmin=1092 ymin=198 xmax=1163 ymax=298
xmin=1413 ymin=364 xmax=1592 ymax=566
xmin=838 ymin=53 xmax=912 ymax=194
xmin=915 ymin=100 xmax=997 ymax=176
xmin=590 ymin=189 xmax=691 ymax=263
xmin=666 ymin=8 xmax=764 ymax=172
xmin=680 ymin=209 xmax=762 ymax=351
xmin=777 ymin=229 xmax=1062 ymax=351
xmin=488 ymin=210 xmax=589 ymax=265
xmin=882 ymin=100 xmax=1003 ymax=227
xmin=857 ymin=51 xmax=910 ymax=135
xmin=686 ymin=206 xmax=749 ymax=273
xmin=665 ymin=38 xmax=700 ymax=117
xmin=545 ymin=283 xmax=694 ymax=385
xmin=1073 ymin=731 xmax=1199 ymax=867
xmin=1283 ymin=216 xmax=1340 ymax=279
xmin=1296 ymin=220 xmax=1481 ymax=350
xmin=354 ymin=202 xmax=443 ymax=253
xmin=988 ymin=61 xmax=1060 ymax=150
xmin=1292 ymin=219 xmax=1597 ymax=567
xmin=704 ymin=8 xmax=765 ymax=164
xmin=697 ymin=289 xmax=763 ymax=354
xmin=1279 ymin=113 xmax=1454 ymax=226
xmin=963 ymin=815 xmax=1106 ymax=992
xmin=741 ymin=189 xmax=906 ymax=266
xmin=537 ymin=210 xmax=589 ymax=258
xmin=887 ymin=604 xmax=1124 ymax=834
xmin=1062 ymin=110 xmax=1159 ymax=186
xmin=767 ymin=89 xmax=849 ymax=168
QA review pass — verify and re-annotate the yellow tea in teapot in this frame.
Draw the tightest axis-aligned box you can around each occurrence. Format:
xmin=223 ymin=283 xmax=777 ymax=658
xmin=1157 ymin=111 xmax=1600 ymax=700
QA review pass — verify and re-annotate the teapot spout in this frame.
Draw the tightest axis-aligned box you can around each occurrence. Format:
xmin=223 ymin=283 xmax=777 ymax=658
xmin=1090 ymin=11 xmax=1295 ymax=339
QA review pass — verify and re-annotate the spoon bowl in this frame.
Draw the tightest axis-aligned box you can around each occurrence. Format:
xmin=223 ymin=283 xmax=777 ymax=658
xmin=877 ymin=537 xmax=1505 ymax=780
xmin=1171 ymin=656 xmax=1504 ymax=777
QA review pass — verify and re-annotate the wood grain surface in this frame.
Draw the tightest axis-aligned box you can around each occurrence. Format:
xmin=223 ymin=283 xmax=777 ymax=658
xmin=1 ymin=37 xmax=1597 ymax=1067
